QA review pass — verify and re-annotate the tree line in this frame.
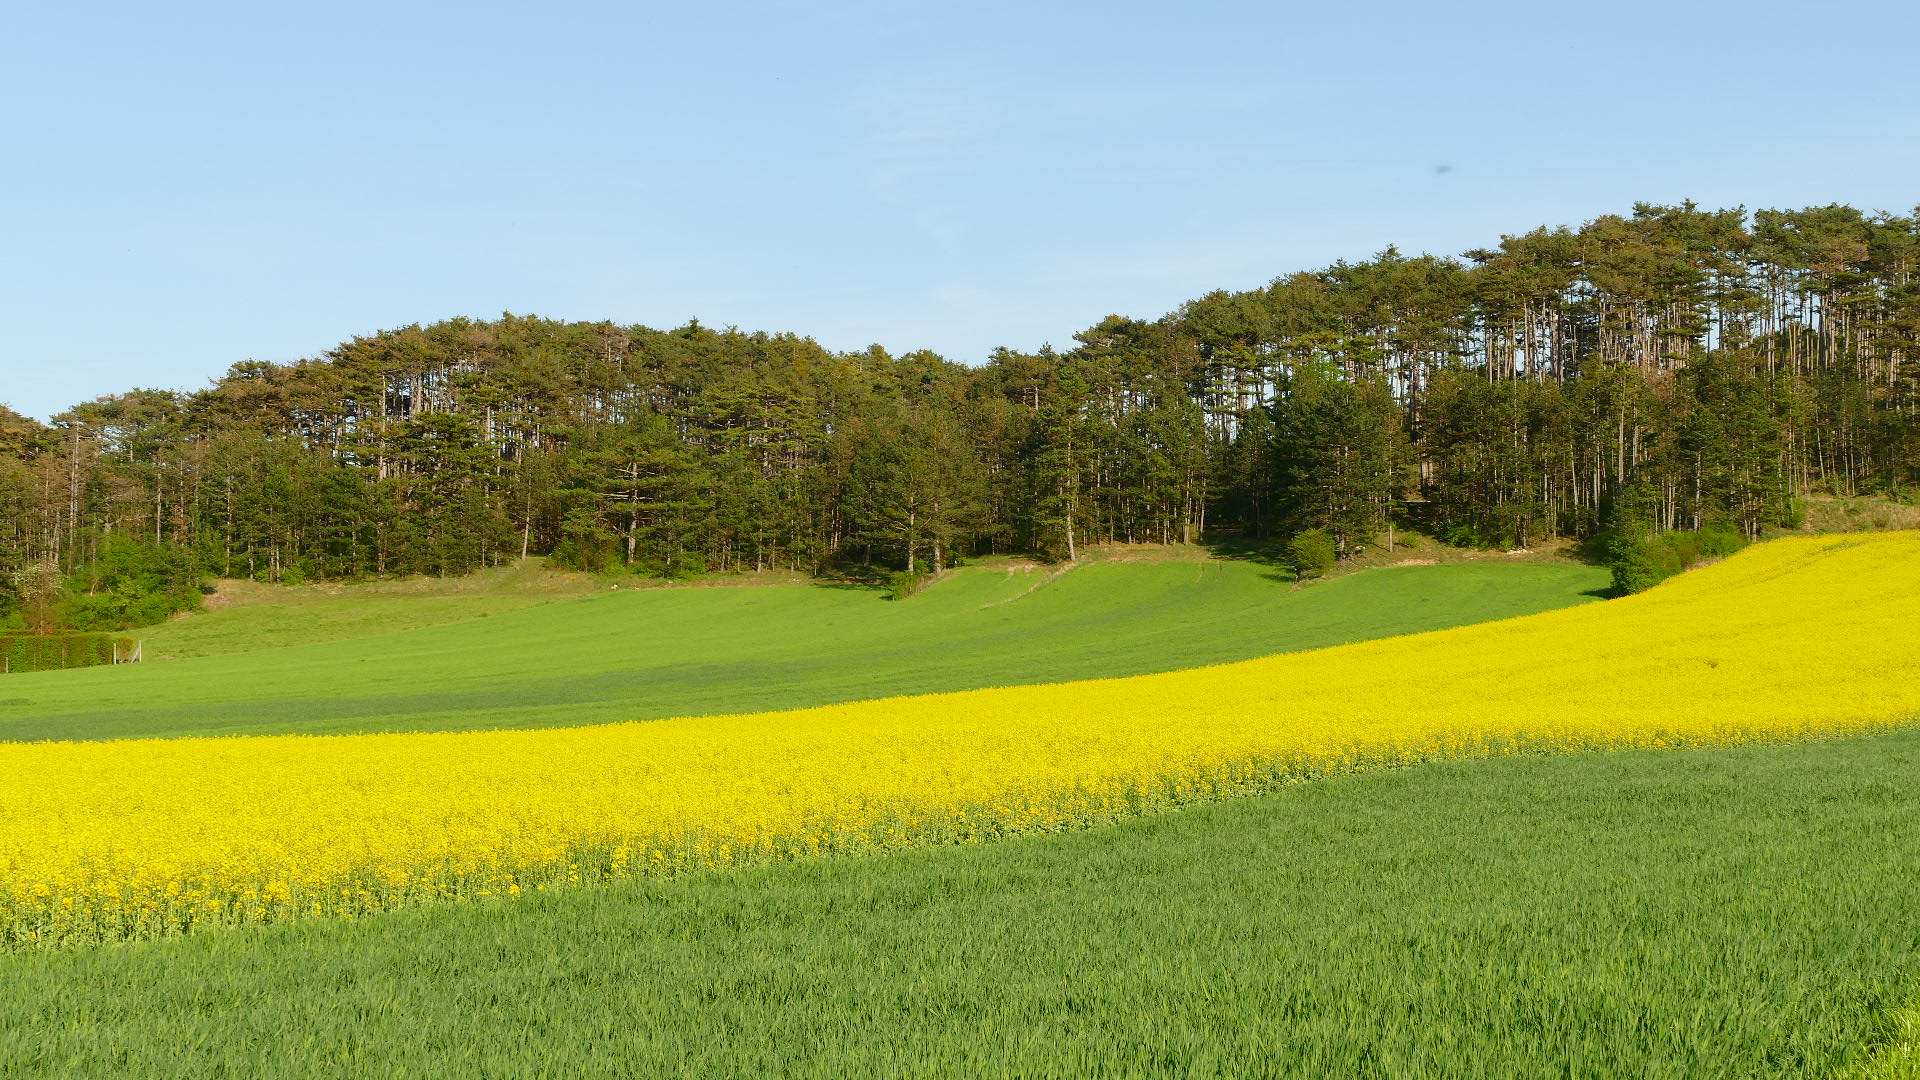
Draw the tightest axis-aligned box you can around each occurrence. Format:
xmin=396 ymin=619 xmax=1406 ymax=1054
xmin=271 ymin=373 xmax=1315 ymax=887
xmin=3 ymin=200 xmax=1916 ymax=627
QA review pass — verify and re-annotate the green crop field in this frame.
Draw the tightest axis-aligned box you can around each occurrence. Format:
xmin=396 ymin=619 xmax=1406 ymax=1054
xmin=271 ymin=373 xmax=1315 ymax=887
xmin=7 ymin=730 xmax=1920 ymax=1079
xmin=12 ymin=549 xmax=1918 ymax=1079
xmin=0 ymin=557 xmax=1606 ymax=743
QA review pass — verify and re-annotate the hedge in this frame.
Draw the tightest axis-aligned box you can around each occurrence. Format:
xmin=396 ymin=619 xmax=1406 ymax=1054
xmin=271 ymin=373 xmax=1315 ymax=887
xmin=0 ymin=633 xmax=138 ymax=674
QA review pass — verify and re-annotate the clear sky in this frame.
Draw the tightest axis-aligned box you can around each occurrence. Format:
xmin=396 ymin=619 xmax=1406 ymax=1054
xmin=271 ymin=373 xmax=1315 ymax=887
xmin=3 ymin=0 xmax=1916 ymax=420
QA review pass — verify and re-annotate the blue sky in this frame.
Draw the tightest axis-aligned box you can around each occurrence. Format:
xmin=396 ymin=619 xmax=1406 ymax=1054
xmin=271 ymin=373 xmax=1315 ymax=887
xmin=3 ymin=0 xmax=1917 ymax=420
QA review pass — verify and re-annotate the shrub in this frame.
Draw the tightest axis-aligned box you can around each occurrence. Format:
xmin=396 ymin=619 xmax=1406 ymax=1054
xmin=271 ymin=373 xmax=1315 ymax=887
xmin=1605 ymin=537 xmax=1664 ymax=596
xmin=1605 ymin=525 xmax=1750 ymax=596
xmin=1694 ymin=525 xmax=1745 ymax=560
xmin=1287 ymin=529 xmax=1337 ymax=580
xmin=549 ymin=509 xmax=618 ymax=573
xmin=628 ymin=547 xmax=707 ymax=581
xmin=888 ymin=569 xmax=933 ymax=600
xmin=1 ymin=632 xmax=138 ymax=673
xmin=1778 ymin=496 xmax=1807 ymax=530
xmin=56 ymin=538 xmax=203 ymax=631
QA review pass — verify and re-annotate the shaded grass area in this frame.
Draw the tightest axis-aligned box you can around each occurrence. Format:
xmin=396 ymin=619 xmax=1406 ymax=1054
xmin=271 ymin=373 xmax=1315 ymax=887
xmin=138 ymin=558 xmax=813 ymax=660
xmin=144 ymin=591 xmax=562 ymax=661
xmin=0 ymin=560 xmax=1606 ymax=741
xmin=6 ymin=730 xmax=1918 ymax=1078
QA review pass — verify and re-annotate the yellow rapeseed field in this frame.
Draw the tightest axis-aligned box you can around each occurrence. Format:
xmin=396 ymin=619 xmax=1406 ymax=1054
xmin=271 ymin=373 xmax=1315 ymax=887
xmin=5 ymin=533 xmax=1919 ymax=945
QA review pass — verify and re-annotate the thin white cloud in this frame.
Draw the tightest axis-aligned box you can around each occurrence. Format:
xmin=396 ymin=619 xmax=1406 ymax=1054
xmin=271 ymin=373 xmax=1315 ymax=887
xmin=842 ymin=76 xmax=994 ymax=205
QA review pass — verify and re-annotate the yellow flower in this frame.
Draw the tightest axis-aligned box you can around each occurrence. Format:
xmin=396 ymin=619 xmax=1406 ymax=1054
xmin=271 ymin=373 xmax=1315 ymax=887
xmin=2 ymin=533 xmax=1917 ymax=945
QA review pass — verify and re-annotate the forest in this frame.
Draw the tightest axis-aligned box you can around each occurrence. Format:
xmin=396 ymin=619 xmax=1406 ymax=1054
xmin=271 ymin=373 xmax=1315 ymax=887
xmin=2 ymin=200 xmax=1916 ymax=629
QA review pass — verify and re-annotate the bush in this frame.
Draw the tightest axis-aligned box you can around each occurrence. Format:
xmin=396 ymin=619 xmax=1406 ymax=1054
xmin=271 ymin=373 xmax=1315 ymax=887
xmin=1287 ymin=529 xmax=1338 ymax=580
xmin=1 ymin=632 xmax=138 ymax=673
xmin=1694 ymin=525 xmax=1745 ymax=560
xmin=1605 ymin=536 xmax=1664 ymax=596
xmin=549 ymin=509 xmax=618 ymax=573
xmin=888 ymin=569 xmax=932 ymax=600
xmin=56 ymin=538 xmax=203 ymax=631
xmin=1778 ymin=496 xmax=1807 ymax=530
xmin=1604 ymin=525 xmax=1750 ymax=596
xmin=628 ymin=546 xmax=707 ymax=581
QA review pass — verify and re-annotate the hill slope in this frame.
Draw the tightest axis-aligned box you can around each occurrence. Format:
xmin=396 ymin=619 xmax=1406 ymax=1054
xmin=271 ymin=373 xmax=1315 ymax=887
xmin=3 ymin=533 xmax=1915 ymax=951
xmin=0 ymin=558 xmax=1606 ymax=742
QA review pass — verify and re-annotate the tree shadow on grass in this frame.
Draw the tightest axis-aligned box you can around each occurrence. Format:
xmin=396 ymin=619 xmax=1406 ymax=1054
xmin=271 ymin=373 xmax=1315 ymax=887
xmin=1200 ymin=532 xmax=1296 ymax=585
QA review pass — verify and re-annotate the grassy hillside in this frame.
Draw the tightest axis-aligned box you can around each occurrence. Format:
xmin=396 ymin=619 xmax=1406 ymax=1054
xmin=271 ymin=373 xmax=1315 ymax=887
xmin=137 ymin=560 xmax=617 ymax=660
xmin=0 ymin=558 xmax=1607 ymax=742
xmin=1802 ymin=495 xmax=1920 ymax=536
xmin=5 ymin=533 xmax=1912 ymax=952
xmin=7 ymin=730 xmax=1919 ymax=1078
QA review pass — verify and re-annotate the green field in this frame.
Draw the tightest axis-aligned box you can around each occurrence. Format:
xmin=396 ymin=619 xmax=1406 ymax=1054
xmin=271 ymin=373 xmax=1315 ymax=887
xmin=136 ymin=560 xmax=623 ymax=660
xmin=7 ymin=730 xmax=1919 ymax=1078
xmin=6 ymin=550 xmax=1919 ymax=1078
xmin=0 ymin=557 xmax=1607 ymax=742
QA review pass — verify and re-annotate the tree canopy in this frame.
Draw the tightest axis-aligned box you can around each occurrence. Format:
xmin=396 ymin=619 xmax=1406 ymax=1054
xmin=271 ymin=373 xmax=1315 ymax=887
xmin=3 ymin=200 xmax=1917 ymax=625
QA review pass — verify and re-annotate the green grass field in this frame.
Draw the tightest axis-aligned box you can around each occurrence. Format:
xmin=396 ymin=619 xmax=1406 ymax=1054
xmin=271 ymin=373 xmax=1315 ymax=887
xmin=7 ymin=730 xmax=1919 ymax=1078
xmin=7 ymin=550 xmax=1919 ymax=1077
xmin=0 ymin=557 xmax=1607 ymax=742
xmin=135 ymin=559 xmax=622 ymax=660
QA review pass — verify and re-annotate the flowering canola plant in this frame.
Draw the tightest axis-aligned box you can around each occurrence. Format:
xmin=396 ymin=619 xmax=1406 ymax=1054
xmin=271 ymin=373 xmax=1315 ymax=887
xmin=5 ymin=533 xmax=1919 ymax=945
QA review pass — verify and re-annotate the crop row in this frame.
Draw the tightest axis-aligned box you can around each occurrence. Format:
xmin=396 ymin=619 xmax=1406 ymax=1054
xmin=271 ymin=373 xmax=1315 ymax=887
xmin=3 ymin=534 xmax=1917 ymax=946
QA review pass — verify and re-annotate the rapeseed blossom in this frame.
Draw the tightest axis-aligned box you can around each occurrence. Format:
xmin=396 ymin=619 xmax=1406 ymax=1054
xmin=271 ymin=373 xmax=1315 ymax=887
xmin=4 ymin=533 xmax=1917 ymax=944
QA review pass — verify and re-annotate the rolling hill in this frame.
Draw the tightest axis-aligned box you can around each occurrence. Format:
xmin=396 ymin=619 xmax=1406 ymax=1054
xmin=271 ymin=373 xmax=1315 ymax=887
xmin=0 ymin=556 xmax=1607 ymax=742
